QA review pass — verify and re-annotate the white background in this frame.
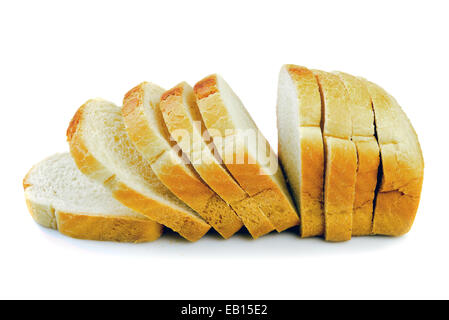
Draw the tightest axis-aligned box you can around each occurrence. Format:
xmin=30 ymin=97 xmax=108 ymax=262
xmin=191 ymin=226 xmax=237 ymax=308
xmin=0 ymin=0 xmax=447 ymax=299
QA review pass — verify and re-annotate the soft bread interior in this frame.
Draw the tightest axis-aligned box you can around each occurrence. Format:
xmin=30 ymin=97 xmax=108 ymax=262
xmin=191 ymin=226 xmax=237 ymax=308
xmin=123 ymin=82 xmax=242 ymax=238
xmin=160 ymin=82 xmax=275 ymax=238
xmin=179 ymin=83 xmax=232 ymax=169
xmin=127 ymin=82 xmax=197 ymax=174
xmin=79 ymin=99 xmax=197 ymax=216
xmin=214 ymin=76 xmax=293 ymax=202
xmin=24 ymin=153 xmax=145 ymax=219
xmin=277 ymin=67 xmax=302 ymax=206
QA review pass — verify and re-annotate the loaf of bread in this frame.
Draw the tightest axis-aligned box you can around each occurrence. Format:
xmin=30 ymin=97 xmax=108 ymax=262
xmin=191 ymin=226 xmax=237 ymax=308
xmin=24 ymin=65 xmax=423 ymax=243
xmin=277 ymin=65 xmax=423 ymax=241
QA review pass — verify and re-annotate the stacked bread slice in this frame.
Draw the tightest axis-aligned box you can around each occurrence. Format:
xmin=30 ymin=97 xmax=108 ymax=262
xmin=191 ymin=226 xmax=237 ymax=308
xmin=159 ymin=82 xmax=275 ymax=238
xmin=23 ymin=65 xmax=423 ymax=242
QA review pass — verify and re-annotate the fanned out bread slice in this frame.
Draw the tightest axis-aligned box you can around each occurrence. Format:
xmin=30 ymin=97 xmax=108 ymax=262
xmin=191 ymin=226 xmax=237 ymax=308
xmin=334 ymin=72 xmax=380 ymax=236
xmin=67 ymin=98 xmax=210 ymax=242
xmin=277 ymin=65 xmax=325 ymax=237
xmin=313 ymin=70 xmax=358 ymax=242
xmin=193 ymin=75 xmax=299 ymax=232
xmin=122 ymin=82 xmax=242 ymax=239
xmin=363 ymin=80 xmax=424 ymax=236
xmin=23 ymin=153 xmax=163 ymax=242
xmin=160 ymin=82 xmax=275 ymax=238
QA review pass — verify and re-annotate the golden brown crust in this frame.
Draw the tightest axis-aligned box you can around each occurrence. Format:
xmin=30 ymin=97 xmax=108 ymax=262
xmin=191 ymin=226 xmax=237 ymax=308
xmin=222 ymin=137 xmax=300 ymax=231
xmin=335 ymin=72 xmax=380 ymax=236
xmin=160 ymin=84 xmax=247 ymax=203
xmin=67 ymin=105 xmax=83 ymax=142
xmin=365 ymin=80 xmax=424 ymax=236
xmin=122 ymin=85 xmax=144 ymax=117
xmin=161 ymin=83 xmax=276 ymax=238
xmin=194 ymin=75 xmax=218 ymax=100
xmin=25 ymin=195 xmax=163 ymax=242
xmin=56 ymin=211 xmax=162 ymax=243
xmin=161 ymin=85 xmax=183 ymax=101
xmin=194 ymin=75 xmax=300 ymax=232
xmin=352 ymin=138 xmax=379 ymax=235
xmin=122 ymin=83 xmax=166 ymax=163
xmin=152 ymin=153 xmax=242 ymax=239
xmin=67 ymin=101 xmax=211 ymax=242
xmin=122 ymin=82 xmax=242 ymax=239
xmin=24 ymin=197 xmax=57 ymax=229
xmin=298 ymin=128 xmax=325 ymax=237
xmin=109 ymin=179 xmax=210 ymax=242
xmin=229 ymin=197 xmax=275 ymax=238
xmin=287 ymin=64 xmax=311 ymax=78
xmin=23 ymin=163 xmax=163 ymax=243
xmin=314 ymin=70 xmax=352 ymax=138
xmin=286 ymin=65 xmax=322 ymax=126
xmin=323 ymin=137 xmax=357 ymax=241
xmin=280 ymin=65 xmax=325 ymax=237
xmin=314 ymin=70 xmax=358 ymax=241
xmin=151 ymin=154 xmax=213 ymax=213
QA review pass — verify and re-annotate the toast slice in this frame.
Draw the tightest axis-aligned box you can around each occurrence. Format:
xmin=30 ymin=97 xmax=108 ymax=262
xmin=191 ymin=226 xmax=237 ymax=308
xmin=364 ymin=80 xmax=424 ymax=236
xmin=313 ymin=70 xmax=358 ymax=242
xmin=23 ymin=153 xmax=163 ymax=242
xmin=122 ymin=82 xmax=242 ymax=239
xmin=194 ymin=75 xmax=299 ymax=232
xmin=335 ymin=72 xmax=380 ymax=236
xmin=159 ymin=82 xmax=275 ymax=238
xmin=277 ymin=65 xmax=325 ymax=237
xmin=67 ymin=98 xmax=210 ymax=242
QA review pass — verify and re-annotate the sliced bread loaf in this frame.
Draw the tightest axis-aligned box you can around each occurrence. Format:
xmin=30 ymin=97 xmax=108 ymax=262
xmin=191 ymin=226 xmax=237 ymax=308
xmin=277 ymin=65 xmax=325 ymax=237
xmin=160 ymin=82 xmax=275 ymax=238
xmin=364 ymin=80 xmax=424 ymax=236
xmin=313 ymin=70 xmax=358 ymax=242
xmin=122 ymin=82 xmax=242 ymax=239
xmin=194 ymin=75 xmax=299 ymax=232
xmin=334 ymin=72 xmax=380 ymax=236
xmin=67 ymin=98 xmax=210 ymax=241
xmin=23 ymin=153 xmax=163 ymax=242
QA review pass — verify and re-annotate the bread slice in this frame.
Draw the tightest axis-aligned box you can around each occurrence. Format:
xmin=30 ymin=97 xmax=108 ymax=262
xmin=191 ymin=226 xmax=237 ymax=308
xmin=313 ymin=70 xmax=358 ymax=242
xmin=334 ymin=72 xmax=380 ymax=236
xmin=277 ymin=65 xmax=325 ymax=237
xmin=122 ymin=82 xmax=242 ymax=239
xmin=159 ymin=82 xmax=275 ymax=238
xmin=23 ymin=153 xmax=163 ymax=242
xmin=67 ymin=98 xmax=210 ymax=242
xmin=363 ymin=80 xmax=424 ymax=236
xmin=193 ymin=75 xmax=299 ymax=232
